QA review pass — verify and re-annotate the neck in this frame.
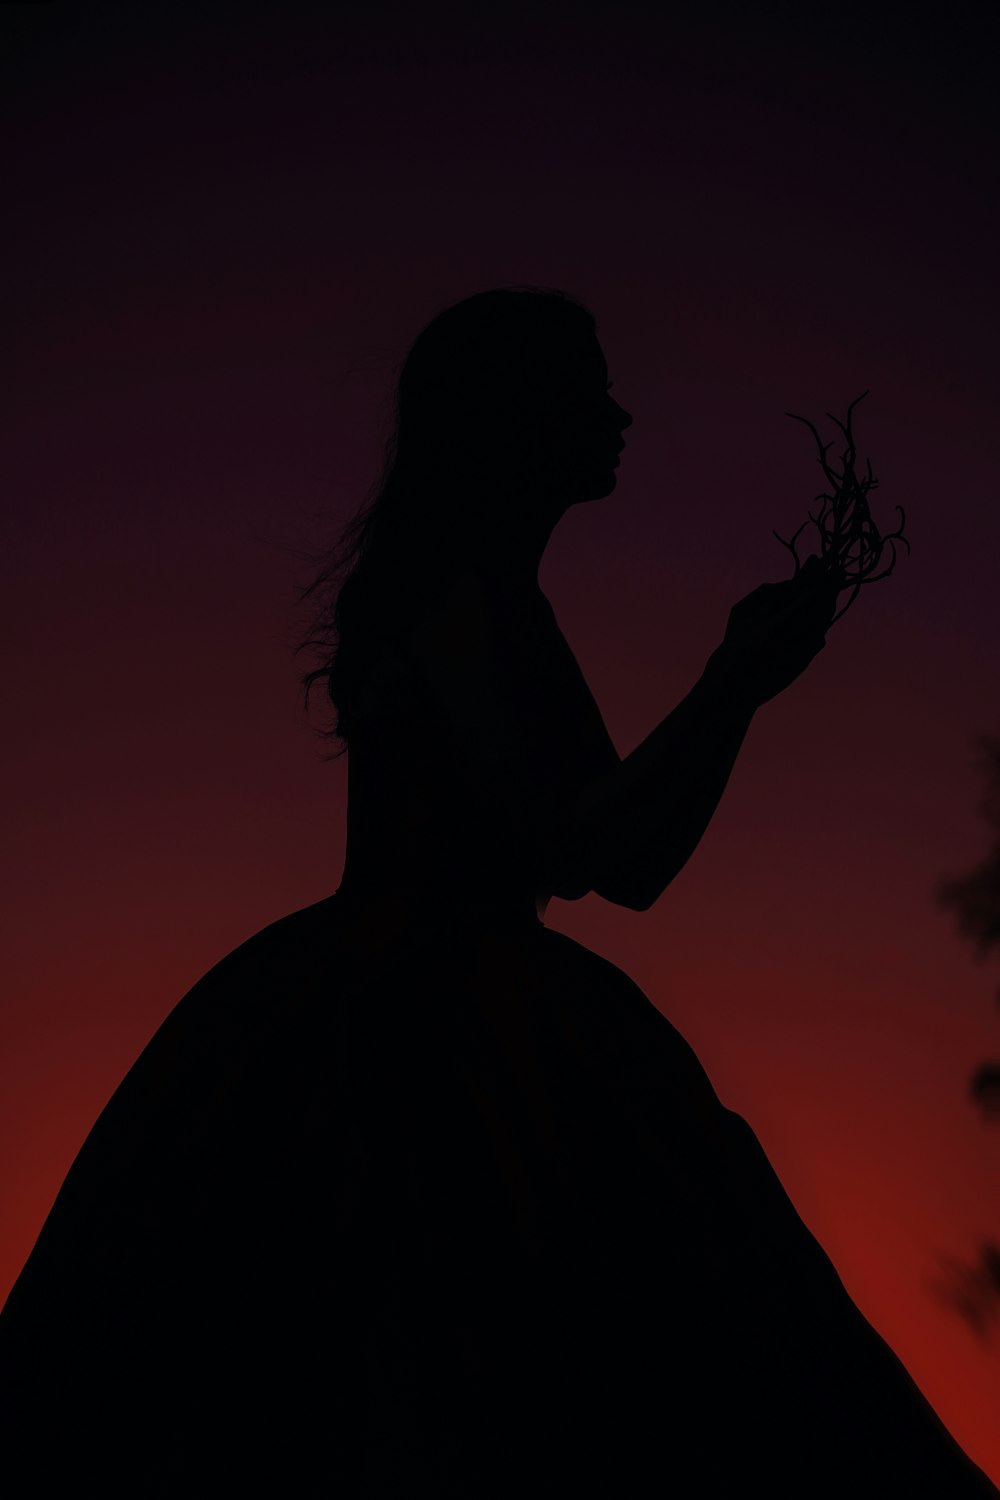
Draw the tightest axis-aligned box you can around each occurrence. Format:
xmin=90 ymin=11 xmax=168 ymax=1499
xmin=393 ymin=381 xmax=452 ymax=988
xmin=465 ymin=492 xmax=565 ymax=589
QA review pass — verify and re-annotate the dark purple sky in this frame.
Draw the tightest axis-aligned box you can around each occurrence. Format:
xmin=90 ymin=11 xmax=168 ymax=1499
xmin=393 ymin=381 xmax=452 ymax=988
xmin=3 ymin=1 xmax=999 ymax=1478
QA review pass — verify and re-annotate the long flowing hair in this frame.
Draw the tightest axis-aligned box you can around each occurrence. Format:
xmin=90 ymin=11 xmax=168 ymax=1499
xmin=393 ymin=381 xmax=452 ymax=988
xmin=294 ymin=284 xmax=596 ymax=759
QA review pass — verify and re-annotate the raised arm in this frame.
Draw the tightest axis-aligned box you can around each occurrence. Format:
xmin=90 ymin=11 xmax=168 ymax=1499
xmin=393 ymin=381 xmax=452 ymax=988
xmin=402 ymin=561 xmax=837 ymax=914
xmin=572 ymin=669 xmax=755 ymax=911
xmin=568 ymin=560 xmax=840 ymax=911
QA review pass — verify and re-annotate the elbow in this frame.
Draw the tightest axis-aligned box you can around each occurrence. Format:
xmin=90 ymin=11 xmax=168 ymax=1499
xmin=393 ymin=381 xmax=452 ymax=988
xmin=540 ymin=810 xmax=668 ymax=912
xmin=588 ymin=852 xmax=660 ymax=910
xmin=545 ymin=847 xmax=660 ymax=912
xmin=541 ymin=831 xmax=655 ymax=912
xmin=593 ymin=879 xmax=658 ymax=912
xmin=592 ymin=850 xmax=680 ymax=911
xmin=548 ymin=867 xmax=649 ymax=910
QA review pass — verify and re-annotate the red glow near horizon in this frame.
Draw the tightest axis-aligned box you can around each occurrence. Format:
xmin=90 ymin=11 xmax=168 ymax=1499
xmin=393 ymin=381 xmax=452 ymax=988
xmin=3 ymin=4 xmax=999 ymax=1484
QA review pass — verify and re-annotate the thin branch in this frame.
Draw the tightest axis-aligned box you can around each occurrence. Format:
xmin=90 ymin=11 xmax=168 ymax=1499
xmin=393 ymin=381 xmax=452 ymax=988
xmin=776 ymin=391 xmax=908 ymax=622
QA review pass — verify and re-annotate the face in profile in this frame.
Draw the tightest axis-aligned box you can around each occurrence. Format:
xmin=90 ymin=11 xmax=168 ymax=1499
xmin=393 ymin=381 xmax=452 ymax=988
xmin=516 ymin=338 xmax=633 ymax=506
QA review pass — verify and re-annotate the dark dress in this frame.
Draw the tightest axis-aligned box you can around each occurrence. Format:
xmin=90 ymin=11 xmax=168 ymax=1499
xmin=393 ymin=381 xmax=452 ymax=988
xmin=1 ymin=576 xmax=995 ymax=1496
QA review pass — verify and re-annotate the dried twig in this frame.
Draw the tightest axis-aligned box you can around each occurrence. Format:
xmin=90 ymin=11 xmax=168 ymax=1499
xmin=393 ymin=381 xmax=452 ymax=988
xmin=774 ymin=390 xmax=909 ymax=624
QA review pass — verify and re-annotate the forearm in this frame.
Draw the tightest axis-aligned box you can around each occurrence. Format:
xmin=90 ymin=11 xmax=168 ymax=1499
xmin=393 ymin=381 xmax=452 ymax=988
xmin=566 ymin=651 xmax=757 ymax=910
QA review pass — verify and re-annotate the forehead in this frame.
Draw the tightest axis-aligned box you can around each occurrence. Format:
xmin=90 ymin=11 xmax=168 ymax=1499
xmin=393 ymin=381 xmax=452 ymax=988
xmin=564 ymin=336 xmax=605 ymax=370
xmin=533 ymin=338 xmax=607 ymax=390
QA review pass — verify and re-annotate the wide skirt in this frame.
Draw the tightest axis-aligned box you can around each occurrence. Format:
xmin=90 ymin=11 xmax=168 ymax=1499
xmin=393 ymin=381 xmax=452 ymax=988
xmin=1 ymin=891 xmax=995 ymax=1496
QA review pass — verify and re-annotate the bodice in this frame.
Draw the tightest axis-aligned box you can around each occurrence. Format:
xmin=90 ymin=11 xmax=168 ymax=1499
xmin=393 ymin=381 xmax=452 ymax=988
xmin=337 ymin=576 xmax=621 ymax=924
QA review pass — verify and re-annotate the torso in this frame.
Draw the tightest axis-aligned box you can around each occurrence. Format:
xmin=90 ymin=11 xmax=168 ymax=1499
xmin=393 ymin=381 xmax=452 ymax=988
xmin=337 ymin=576 xmax=618 ymax=924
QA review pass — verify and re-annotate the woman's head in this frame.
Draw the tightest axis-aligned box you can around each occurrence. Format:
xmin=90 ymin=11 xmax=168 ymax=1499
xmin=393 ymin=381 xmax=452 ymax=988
xmin=393 ymin=287 xmax=630 ymax=506
xmin=295 ymin=284 xmax=632 ymax=756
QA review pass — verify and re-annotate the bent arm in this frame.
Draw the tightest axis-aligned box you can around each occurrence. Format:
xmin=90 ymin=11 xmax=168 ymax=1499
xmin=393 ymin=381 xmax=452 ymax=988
xmin=561 ymin=654 xmax=756 ymax=911
xmin=400 ymin=569 xmax=755 ymax=914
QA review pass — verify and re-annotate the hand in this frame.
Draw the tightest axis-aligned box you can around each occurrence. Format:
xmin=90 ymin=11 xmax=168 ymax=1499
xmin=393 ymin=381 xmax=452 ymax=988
xmin=704 ymin=558 xmax=840 ymax=710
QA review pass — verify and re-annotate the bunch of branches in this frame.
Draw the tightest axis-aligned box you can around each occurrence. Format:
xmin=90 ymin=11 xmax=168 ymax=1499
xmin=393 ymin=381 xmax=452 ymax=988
xmin=774 ymin=390 xmax=909 ymax=624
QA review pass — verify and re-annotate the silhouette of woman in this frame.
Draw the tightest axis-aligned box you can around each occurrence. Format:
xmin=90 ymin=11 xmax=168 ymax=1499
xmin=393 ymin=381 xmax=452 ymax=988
xmin=1 ymin=286 xmax=996 ymax=1496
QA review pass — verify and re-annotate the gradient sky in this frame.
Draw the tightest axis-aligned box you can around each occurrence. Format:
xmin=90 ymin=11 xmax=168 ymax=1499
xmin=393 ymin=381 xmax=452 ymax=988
xmin=4 ymin=0 xmax=999 ymax=1479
